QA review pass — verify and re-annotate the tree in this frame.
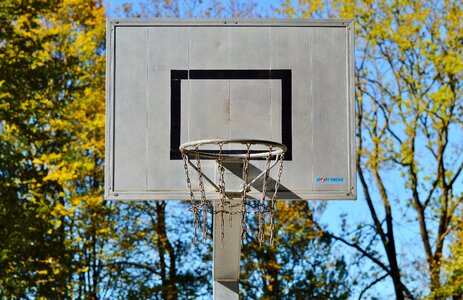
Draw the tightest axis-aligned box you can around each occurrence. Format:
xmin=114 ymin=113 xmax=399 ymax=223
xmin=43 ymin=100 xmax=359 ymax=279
xmin=115 ymin=0 xmax=262 ymax=18
xmin=436 ymin=221 xmax=463 ymax=299
xmin=279 ymin=0 xmax=463 ymax=298
xmin=1 ymin=1 xmax=209 ymax=298
xmin=241 ymin=201 xmax=351 ymax=299
xmin=105 ymin=201 xmax=211 ymax=299
xmin=0 ymin=0 xmax=120 ymax=297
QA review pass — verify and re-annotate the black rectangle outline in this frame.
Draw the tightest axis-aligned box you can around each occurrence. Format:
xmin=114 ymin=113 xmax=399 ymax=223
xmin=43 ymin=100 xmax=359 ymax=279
xmin=170 ymin=69 xmax=292 ymax=160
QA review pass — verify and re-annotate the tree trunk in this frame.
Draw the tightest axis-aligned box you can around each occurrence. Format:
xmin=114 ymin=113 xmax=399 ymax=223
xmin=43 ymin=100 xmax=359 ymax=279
xmin=154 ymin=202 xmax=179 ymax=300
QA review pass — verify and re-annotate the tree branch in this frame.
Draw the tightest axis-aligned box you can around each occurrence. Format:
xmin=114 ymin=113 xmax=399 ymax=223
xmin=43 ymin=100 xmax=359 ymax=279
xmin=324 ymin=230 xmax=390 ymax=275
xmin=449 ymin=161 xmax=463 ymax=187
xmin=358 ymin=273 xmax=388 ymax=300
xmin=106 ymin=261 xmax=161 ymax=276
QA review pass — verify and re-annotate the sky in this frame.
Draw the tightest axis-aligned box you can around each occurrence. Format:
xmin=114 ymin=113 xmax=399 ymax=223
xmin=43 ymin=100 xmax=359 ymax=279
xmin=104 ymin=0 xmax=286 ymax=17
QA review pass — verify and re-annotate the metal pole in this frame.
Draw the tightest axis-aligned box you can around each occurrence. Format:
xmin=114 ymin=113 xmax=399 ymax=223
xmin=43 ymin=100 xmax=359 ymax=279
xmin=212 ymin=199 xmax=241 ymax=300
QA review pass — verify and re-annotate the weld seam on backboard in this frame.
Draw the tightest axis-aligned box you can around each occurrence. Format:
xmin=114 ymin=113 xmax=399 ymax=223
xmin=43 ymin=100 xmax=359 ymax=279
xmin=187 ymin=27 xmax=191 ymax=145
xmin=105 ymin=20 xmax=115 ymax=197
xmin=346 ymin=25 xmax=350 ymax=194
xmin=228 ymin=27 xmax=231 ymax=141
xmin=145 ymin=27 xmax=149 ymax=190
xmin=268 ymin=27 xmax=272 ymax=142
xmin=309 ymin=28 xmax=314 ymax=191
xmin=348 ymin=22 xmax=356 ymax=197
xmin=109 ymin=18 xmax=355 ymax=28
xmin=111 ymin=24 xmax=117 ymax=194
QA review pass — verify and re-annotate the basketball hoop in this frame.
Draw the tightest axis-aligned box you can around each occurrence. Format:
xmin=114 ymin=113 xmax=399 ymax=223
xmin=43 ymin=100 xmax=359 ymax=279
xmin=180 ymin=139 xmax=286 ymax=247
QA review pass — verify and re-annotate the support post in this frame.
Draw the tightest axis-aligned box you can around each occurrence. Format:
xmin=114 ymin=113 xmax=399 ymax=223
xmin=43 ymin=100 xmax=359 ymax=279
xmin=213 ymin=199 xmax=242 ymax=300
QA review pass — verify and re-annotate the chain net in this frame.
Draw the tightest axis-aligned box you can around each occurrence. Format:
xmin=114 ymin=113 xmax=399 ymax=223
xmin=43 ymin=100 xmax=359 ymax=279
xmin=180 ymin=140 xmax=285 ymax=247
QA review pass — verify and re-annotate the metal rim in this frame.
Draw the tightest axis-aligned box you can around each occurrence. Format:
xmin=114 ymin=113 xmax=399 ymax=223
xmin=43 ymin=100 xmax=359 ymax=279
xmin=179 ymin=139 xmax=287 ymax=159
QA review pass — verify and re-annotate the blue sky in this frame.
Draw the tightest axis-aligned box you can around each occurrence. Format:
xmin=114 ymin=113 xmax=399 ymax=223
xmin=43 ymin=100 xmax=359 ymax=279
xmin=104 ymin=0 xmax=286 ymax=17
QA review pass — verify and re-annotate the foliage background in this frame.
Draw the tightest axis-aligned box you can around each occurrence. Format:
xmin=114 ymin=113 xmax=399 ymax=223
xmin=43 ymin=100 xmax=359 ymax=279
xmin=0 ymin=0 xmax=461 ymax=299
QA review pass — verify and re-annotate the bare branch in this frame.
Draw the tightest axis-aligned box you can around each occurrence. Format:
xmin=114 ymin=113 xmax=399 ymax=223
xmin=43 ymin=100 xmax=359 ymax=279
xmin=423 ymin=178 xmax=439 ymax=210
xmin=357 ymin=137 xmax=388 ymax=247
xmin=106 ymin=261 xmax=161 ymax=276
xmin=449 ymin=161 xmax=463 ymax=187
xmin=321 ymin=227 xmax=416 ymax=299
xmin=324 ymin=230 xmax=390 ymax=275
xmin=358 ymin=273 xmax=388 ymax=300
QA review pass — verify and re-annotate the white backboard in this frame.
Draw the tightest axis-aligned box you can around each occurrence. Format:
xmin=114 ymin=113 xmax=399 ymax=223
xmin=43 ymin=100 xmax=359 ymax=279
xmin=105 ymin=18 xmax=356 ymax=201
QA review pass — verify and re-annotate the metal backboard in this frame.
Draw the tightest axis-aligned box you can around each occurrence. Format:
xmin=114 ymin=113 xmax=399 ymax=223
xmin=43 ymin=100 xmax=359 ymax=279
xmin=105 ymin=18 xmax=356 ymax=201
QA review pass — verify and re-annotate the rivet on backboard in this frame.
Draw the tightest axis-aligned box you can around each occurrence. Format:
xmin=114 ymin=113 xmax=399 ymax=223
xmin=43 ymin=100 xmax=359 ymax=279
xmin=224 ymin=21 xmax=227 ymax=24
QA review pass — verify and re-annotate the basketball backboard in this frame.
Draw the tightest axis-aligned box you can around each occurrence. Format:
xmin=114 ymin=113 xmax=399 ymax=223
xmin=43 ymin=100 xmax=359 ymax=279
xmin=104 ymin=18 xmax=356 ymax=201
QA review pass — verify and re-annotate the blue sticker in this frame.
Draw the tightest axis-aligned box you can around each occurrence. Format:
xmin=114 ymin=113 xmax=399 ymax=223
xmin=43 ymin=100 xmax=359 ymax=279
xmin=315 ymin=177 xmax=345 ymax=183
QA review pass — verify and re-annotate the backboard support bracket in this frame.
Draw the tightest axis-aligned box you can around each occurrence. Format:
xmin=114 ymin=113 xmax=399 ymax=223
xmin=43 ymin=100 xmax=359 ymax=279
xmin=213 ymin=199 xmax=241 ymax=300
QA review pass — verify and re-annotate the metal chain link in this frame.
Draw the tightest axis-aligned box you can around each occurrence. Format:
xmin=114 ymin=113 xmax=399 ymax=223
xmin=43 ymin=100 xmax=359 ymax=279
xmin=181 ymin=151 xmax=200 ymax=244
xmin=217 ymin=143 xmax=226 ymax=247
xmin=269 ymin=154 xmax=284 ymax=246
xmin=240 ymin=143 xmax=251 ymax=241
xmin=194 ymin=147 xmax=209 ymax=243
xmin=258 ymin=146 xmax=273 ymax=246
